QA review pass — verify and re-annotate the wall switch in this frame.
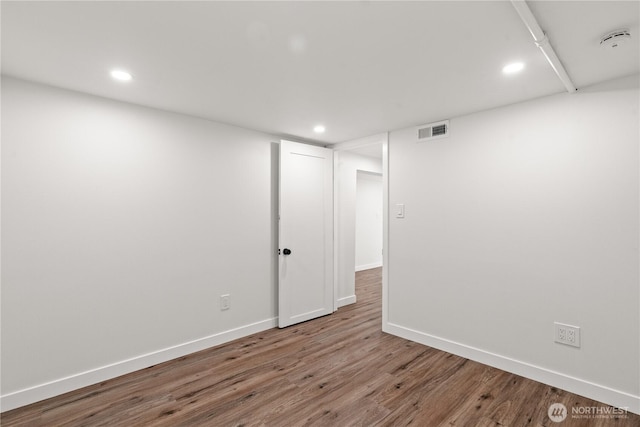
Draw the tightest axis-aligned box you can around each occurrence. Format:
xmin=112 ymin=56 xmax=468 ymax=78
xmin=220 ymin=294 xmax=230 ymax=311
xmin=554 ymin=322 xmax=580 ymax=348
xmin=395 ymin=203 xmax=405 ymax=218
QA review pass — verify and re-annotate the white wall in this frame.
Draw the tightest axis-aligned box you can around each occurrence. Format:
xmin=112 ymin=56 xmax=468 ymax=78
xmin=386 ymin=74 xmax=640 ymax=412
xmin=1 ymin=77 xmax=279 ymax=410
xmin=335 ymin=150 xmax=382 ymax=307
xmin=355 ymin=171 xmax=383 ymax=271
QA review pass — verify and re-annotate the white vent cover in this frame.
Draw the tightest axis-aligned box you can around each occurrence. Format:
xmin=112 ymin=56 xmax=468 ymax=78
xmin=417 ymin=120 xmax=449 ymax=142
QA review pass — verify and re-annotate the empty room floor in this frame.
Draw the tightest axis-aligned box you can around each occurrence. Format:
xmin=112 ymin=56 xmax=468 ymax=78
xmin=2 ymin=268 xmax=637 ymax=426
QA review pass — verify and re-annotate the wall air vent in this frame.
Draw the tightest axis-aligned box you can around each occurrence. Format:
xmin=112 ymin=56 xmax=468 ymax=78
xmin=417 ymin=120 xmax=449 ymax=142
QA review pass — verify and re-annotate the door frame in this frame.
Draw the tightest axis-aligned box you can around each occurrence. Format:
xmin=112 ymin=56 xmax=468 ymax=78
xmin=332 ymin=133 xmax=389 ymax=318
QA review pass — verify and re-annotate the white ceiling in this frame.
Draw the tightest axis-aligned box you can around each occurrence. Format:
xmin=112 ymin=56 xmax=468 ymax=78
xmin=2 ymin=1 xmax=638 ymax=144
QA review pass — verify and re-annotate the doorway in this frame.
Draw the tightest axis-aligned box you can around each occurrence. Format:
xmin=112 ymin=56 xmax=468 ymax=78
xmin=355 ymin=171 xmax=383 ymax=272
xmin=333 ymin=134 xmax=386 ymax=313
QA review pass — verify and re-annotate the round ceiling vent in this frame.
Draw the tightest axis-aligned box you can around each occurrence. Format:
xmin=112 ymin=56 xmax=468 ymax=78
xmin=600 ymin=29 xmax=631 ymax=49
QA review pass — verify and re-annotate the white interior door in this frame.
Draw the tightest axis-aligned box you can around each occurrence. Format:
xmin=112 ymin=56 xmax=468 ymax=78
xmin=279 ymin=140 xmax=334 ymax=328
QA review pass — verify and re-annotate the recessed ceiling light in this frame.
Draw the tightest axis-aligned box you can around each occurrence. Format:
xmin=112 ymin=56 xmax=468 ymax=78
xmin=110 ymin=69 xmax=133 ymax=81
xmin=313 ymin=125 xmax=326 ymax=133
xmin=502 ymin=62 xmax=525 ymax=75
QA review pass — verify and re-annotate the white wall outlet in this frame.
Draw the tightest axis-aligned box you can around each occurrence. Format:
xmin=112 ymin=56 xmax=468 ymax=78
xmin=220 ymin=294 xmax=230 ymax=311
xmin=554 ymin=322 xmax=580 ymax=348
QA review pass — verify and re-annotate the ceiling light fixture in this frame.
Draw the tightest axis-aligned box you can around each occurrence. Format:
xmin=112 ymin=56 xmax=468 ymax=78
xmin=313 ymin=125 xmax=326 ymax=134
xmin=110 ymin=69 xmax=133 ymax=81
xmin=502 ymin=62 xmax=525 ymax=75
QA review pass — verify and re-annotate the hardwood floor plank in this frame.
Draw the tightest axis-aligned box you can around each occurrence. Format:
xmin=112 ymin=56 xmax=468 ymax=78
xmin=2 ymin=267 xmax=638 ymax=426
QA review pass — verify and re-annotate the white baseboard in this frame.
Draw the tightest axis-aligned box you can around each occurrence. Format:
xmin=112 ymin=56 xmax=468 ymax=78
xmin=1 ymin=317 xmax=278 ymax=413
xmin=355 ymin=262 xmax=382 ymax=272
xmin=337 ymin=295 xmax=357 ymax=308
xmin=383 ymin=322 xmax=640 ymax=415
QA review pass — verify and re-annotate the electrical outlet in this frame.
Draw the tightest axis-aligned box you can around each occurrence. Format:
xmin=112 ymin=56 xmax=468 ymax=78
xmin=554 ymin=322 xmax=580 ymax=348
xmin=558 ymin=326 xmax=566 ymax=342
xmin=220 ymin=294 xmax=230 ymax=311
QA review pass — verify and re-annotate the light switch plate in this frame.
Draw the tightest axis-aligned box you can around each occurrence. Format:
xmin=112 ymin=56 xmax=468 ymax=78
xmin=396 ymin=204 xmax=405 ymax=218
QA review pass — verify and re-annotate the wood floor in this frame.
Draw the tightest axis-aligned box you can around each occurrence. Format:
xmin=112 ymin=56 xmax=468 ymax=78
xmin=2 ymin=268 xmax=637 ymax=426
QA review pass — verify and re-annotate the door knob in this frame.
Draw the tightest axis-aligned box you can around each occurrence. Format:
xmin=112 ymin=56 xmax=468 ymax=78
xmin=283 ymin=248 xmax=292 ymax=255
